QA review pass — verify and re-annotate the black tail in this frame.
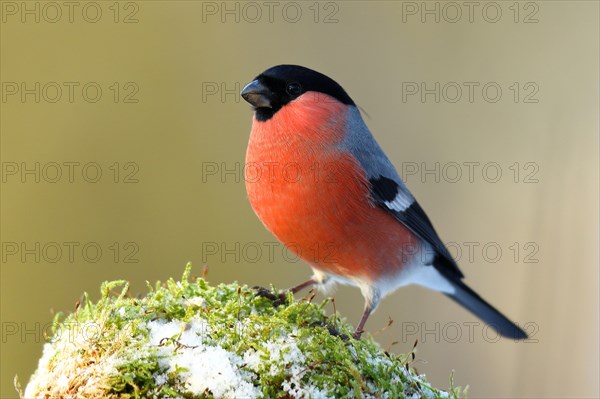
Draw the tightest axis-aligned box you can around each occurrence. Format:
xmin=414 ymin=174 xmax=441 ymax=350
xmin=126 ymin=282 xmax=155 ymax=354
xmin=445 ymin=278 xmax=528 ymax=340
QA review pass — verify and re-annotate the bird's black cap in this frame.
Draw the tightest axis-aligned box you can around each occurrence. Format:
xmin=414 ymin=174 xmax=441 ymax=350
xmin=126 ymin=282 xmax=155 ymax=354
xmin=241 ymin=65 xmax=355 ymax=121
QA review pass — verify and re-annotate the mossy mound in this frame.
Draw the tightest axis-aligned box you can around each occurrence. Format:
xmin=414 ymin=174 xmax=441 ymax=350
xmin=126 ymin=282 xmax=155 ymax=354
xmin=21 ymin=264 xmax=461 ymax=399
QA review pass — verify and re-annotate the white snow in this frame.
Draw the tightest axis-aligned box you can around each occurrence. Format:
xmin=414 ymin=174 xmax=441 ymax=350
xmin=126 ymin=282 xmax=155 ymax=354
xmin=147 ymin=318 xmax=260 ymax=398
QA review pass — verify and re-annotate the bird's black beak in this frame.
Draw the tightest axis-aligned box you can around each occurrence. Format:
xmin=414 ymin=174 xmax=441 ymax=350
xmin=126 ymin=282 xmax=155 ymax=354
xmin=241 ymin=80 xmax=272 ymax=108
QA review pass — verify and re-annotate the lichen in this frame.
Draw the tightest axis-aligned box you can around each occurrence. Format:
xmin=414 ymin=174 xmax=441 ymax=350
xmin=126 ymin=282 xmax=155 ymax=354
xmin=21 ymin=264 xmax=463 ymax=399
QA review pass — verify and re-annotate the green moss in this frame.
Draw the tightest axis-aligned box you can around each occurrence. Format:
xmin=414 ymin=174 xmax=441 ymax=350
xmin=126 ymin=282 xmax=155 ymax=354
xmin=22 ymin=264 xmax=463 ymax=399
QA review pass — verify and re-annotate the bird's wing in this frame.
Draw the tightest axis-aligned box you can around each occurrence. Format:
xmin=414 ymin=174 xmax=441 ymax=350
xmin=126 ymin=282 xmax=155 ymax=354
xmin=340 ymin=107 xmax=463 ymax=279
xmin=368 ymin=175 xmax=464 ymax=279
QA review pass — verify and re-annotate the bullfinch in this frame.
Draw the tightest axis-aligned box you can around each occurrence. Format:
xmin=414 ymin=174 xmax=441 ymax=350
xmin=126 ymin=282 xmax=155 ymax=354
xmin=241 ymin=65 xmax=527 ymax=340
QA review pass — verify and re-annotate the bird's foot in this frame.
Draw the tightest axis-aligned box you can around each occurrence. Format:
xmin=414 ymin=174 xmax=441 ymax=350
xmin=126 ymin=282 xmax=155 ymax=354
xmin=310 ymin=321 xmax=350 ymax=341
xmin=252 ymin=286 xmax=289 ymax=307
xmin=351 ymin=329 xmax=364 ymax=340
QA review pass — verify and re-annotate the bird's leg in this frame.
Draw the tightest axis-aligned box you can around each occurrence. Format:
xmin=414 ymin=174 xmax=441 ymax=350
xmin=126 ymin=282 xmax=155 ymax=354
xmin=352 ymin=303 xmax=374 ymax=339
xmin=287 ymin=278 xmax=317 ymax=294
xmin=353 ymin=290 xmax=380 ymax=339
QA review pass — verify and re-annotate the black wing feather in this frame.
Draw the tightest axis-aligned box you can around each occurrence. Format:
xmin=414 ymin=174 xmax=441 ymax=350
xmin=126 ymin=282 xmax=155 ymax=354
xmin=369 ymin=176 xmax=464 ymax=279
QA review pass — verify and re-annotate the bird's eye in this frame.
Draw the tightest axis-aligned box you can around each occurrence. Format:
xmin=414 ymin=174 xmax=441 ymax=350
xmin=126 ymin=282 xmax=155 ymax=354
xmin=286 ymin=82 xmax=302 ymax=96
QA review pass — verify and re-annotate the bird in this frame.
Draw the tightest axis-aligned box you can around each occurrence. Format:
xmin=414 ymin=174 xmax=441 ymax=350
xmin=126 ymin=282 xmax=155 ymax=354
xmin=240 ymin=64 xmax=527 ymax=340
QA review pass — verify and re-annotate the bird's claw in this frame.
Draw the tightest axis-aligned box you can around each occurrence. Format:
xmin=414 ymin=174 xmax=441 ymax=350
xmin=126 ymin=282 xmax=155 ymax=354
xmin=252 ymin=286 xmax=289 ymax=306
xmin=351 ymin=329 xmax=363 ymax=340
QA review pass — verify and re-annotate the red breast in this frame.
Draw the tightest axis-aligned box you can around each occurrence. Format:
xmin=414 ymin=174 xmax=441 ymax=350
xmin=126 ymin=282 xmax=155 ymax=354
xmin=245 ymin=93 xmax=419 ymax=282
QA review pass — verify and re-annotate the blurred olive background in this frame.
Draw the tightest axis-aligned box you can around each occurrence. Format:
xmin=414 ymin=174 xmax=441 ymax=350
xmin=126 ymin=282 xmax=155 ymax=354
xmin=1 ymin=1 xmax=598 ymax=398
